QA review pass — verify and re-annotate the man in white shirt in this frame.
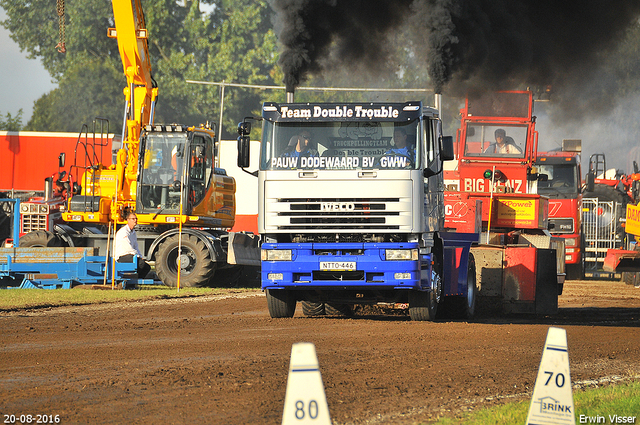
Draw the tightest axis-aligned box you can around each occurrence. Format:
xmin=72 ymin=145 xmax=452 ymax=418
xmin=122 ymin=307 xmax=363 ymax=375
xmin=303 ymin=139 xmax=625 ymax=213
xmin=114 ymin=212 xmax=150 ymax=278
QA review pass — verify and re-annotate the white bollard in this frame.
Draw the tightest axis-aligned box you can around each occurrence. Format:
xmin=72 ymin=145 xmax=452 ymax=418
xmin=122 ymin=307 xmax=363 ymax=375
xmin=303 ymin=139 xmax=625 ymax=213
xmin=526 ymin=327 xmax=576 ymax=425
xmin=281 ymin=342 xmax=332 ymax=425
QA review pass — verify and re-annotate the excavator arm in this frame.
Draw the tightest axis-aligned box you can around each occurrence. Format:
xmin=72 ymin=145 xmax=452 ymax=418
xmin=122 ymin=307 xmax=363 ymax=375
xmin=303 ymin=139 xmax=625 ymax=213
xmin=107 ymin=0 xmax=158 ymax=206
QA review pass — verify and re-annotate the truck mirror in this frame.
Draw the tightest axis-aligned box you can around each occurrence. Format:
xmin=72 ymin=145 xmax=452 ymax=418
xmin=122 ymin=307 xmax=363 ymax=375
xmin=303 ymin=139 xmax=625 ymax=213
xmin=58 ymin=152 xmax=65 ymax=168
xmin=585 ymin=171 xmax=595 ymax=192
xmin=237 ymin=121 xmax=251 ymax=136
xmin=538 ymin=173 xmax=549 ymax=182
xmin=423 ymin=168 xmax=437 ymax=178
xmin=238 ymin=136 xmax=250 ymax=168
xmin=440 ymin=136 xmax=454 ymax=161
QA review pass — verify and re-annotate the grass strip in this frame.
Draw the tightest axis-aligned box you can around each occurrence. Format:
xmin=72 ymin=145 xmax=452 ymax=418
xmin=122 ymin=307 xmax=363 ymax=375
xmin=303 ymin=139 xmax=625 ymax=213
xmin=433 ymin=380 xmax=640 ymax=424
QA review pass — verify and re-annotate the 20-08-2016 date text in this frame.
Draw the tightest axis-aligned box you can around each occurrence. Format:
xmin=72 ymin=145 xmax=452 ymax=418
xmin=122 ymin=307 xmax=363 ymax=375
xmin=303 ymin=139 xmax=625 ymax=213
xmin=3 ymin=415 xmax=60 ymax=424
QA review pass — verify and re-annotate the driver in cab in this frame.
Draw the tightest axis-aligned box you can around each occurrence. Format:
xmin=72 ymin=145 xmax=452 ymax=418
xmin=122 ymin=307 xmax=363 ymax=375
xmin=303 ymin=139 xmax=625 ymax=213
xmin=483 ymin=128 xmax=522 ymax=154
xmin=282 ymin=131 xmax=318 ymax=158
xmin=380 ymin=128 xmax=415 ymax=167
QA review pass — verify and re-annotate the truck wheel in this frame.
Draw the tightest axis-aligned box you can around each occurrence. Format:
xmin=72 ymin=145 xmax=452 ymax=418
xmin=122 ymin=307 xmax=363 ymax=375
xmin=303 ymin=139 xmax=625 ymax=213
xmin=458 ymin=253 xmax=478 ymax=318
xmin=408 ymin=290 xmax=437 ymax=321
xmin=302 ymin=301 xmax=325 ymax=316
xmin=439 ymin=253 xmax=477 ymax=319
xmin=325 ymin=303 xmax=353 ymax=317
xmin=155 ymin=234 xmax=215 ymax=287
xmin=409 ymin=269 xmax=441 ymax=321
xmin=622 ymin=271 xmax=637 ymax=286
xmin=19 ymin=230 xmax=63 ymax=247
xmin=266 ymin=289 xmax=296 ymax=318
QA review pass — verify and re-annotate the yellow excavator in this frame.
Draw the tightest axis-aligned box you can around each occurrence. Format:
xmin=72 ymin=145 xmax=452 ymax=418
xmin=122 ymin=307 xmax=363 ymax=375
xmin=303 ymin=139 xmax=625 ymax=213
xmin=20 ymin=0 xmax=242 ymax=287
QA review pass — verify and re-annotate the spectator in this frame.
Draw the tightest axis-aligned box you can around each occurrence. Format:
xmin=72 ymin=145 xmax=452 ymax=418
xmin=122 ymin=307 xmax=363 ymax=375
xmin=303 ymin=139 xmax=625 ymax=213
xmin=114 ymin=212 xmax=150 ymax=278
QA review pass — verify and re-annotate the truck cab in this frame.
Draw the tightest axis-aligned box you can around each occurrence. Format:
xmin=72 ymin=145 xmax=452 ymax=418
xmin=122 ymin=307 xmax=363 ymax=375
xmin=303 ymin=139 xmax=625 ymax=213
xmin=537 ymin=139 xmax=583 ymax=279
xmin=239 ymin=101 xmax=479 ymax=321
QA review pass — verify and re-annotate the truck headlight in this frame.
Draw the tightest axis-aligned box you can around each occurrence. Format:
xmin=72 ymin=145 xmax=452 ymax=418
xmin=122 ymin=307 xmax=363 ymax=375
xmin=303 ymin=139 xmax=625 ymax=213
xmin=564 ymin=237 xmax=577 ymax=247
xmin=385 ymin=249 xmax=418 ymax=261
xmin=262 ymin=249 xmax=292 ymax=261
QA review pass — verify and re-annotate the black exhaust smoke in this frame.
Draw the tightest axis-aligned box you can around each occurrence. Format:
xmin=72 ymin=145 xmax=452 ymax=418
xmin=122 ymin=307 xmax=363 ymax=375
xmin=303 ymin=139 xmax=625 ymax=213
xmin=270 ymin=0 xmax=413 ymax=92
xmin=269 ymin=0 xmax=640 ymax=98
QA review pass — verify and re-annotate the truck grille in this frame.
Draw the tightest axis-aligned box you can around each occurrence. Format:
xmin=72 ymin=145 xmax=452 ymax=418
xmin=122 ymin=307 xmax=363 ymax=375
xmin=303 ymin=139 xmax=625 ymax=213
xmin=22 ymin=214 xmax=48 ymax=232
xmin=277 ymin=198 xmax=400 ymax=231
xmin=548 ymin=218 xmax=574 ymax=234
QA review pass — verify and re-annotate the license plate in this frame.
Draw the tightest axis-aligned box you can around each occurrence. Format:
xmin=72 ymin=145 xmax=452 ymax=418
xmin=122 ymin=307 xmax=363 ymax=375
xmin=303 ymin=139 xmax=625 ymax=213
xmin=319 ymin=261 xmax=356 ymax=271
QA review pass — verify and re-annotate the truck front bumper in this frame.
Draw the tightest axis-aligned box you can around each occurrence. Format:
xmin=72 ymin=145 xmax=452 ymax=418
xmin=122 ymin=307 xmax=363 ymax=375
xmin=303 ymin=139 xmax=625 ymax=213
xmin=261 ymin=242 xmax=431 ymax=291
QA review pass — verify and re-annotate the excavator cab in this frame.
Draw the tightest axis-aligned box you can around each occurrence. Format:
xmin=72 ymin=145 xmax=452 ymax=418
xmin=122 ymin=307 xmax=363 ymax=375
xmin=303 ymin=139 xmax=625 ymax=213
xmin=136 ymin=124 xmax=236 ymax=228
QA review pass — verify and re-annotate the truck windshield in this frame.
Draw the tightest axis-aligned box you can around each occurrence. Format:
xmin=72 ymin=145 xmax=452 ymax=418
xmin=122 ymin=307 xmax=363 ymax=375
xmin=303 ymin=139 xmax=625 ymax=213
xmin=463 ymin=124 xmax=527 ymax=158
xmin=537 ymin=164 xmax=579 ymax=197
xmin=138 ymin=133 xmax=188 ymax=212
xmin=260 ymin=119 xmax=421 ymax=170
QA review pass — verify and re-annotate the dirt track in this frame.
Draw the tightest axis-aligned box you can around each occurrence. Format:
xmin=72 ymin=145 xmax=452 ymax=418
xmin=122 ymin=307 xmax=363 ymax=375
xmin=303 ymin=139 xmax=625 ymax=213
xmin=1 ymin=280 xmax=639 ymax=424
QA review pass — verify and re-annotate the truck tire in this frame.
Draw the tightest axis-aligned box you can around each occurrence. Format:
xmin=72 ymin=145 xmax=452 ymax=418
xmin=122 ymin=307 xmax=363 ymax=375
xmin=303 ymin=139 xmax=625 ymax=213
xmin=408 ymin=290 xmax=437 ymax=321
xmin=155 ymin=234 xmax=215 ymax=287
xmin=583 ymin=184 xmax=627 ymax=239
xmin=325 ymin=303 xmax=353 ymax=317
xmin=266 ymin=289 xmax=296 ymax=318
xmin=438 ymin=253 xmax=477 ymax=319
xmin=302 ymin=301 xmax=325 ymax=316
xmin=19 ymin=231 xmax=63 ymax=247
xmin=622 ymin=271 xmax=638 ymax=286
xmin=408 ymin=269 xmax=441 ymax=321
xmin=457 ymin=253 xmax=478 ymax=318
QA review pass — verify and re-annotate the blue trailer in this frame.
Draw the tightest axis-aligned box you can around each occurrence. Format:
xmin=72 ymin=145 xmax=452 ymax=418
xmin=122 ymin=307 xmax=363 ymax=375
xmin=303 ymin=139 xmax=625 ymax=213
xmin=0 ymin=246 xmax=152 ymax=289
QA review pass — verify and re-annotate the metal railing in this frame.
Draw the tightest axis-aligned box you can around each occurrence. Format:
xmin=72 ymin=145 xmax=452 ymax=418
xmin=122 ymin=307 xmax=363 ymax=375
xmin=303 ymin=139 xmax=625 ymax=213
xmin=582 ymin=197 xmax=623 ymax=277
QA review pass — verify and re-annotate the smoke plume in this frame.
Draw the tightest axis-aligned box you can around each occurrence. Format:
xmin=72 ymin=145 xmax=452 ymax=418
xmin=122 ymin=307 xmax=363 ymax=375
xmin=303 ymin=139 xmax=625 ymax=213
xmin=269 ymin=0 xmax=640 ymax=96
xmin=270 ymin=0 xmax=413 ymax=92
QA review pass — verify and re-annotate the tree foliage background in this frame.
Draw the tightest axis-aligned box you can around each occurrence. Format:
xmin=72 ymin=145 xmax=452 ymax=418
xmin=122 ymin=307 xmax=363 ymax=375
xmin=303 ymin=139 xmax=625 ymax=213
xmin=0 ymin=0 xmax=280 ymax=138
xmin=1 ymin=0 xmax=639 ymax=171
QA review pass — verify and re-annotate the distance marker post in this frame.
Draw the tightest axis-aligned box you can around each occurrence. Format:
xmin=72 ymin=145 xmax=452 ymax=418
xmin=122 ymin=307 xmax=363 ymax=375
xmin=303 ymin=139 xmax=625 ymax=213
xmin=282 ymin=342 xmax=331 ymax=425
xmin=526 ymin=327 xmax=575 ymax=425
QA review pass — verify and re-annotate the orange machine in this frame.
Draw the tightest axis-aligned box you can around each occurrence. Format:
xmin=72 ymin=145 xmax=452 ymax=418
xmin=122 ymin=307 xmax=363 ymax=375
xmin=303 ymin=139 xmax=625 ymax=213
xmin=16 ymin=0 xmax=249 ymax=288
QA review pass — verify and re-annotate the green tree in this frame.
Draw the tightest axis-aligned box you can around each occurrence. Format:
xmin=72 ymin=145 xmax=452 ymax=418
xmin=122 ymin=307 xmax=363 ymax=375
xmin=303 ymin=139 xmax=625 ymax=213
xmin=1 ymin=0 xmax=280 ymax=138
xmin=0 ymin=110 xmax=24 ymax=131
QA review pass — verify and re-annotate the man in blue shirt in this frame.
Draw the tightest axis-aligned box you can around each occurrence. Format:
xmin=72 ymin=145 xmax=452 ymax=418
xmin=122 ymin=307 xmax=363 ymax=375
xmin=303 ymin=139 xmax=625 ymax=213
xmin=382 ymin=128 xmax=415 ymax=166
xmin=283 ymin=131 xmax=318 ymax=158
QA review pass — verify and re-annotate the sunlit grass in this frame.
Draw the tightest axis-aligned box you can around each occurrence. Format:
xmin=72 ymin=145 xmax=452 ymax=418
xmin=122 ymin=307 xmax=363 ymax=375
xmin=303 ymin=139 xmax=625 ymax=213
xmin=431 ymin=381 xmax=640 ymax=424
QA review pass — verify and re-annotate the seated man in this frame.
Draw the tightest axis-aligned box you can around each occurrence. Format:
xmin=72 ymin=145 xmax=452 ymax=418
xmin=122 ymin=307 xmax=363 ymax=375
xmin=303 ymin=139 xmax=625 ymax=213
xmin=381 ymin=128 xmax=415 ymax=165
xmin=484 ymin=128 xmax=523 ymax=154
xmin=282 ymin=131 xmax=318 ymax=158
xmin=114 ymin=212 xmax=151 ymax=278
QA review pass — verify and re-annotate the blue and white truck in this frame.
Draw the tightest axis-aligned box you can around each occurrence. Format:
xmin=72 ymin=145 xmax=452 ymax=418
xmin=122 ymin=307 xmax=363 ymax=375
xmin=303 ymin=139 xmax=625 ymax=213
xmin=237 ymin=99 xmax=479 ymax=320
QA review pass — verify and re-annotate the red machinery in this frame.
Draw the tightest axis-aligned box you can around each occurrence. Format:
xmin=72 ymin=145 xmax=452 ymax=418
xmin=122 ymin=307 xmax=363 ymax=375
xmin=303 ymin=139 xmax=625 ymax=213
xmin=537 ymin=139 xmax=583 ymax=279
xmin=444 ymin=90 xmax=564 ymax=315
xmin=0 ymin=130 xmax=113 ymax=243
xmin=584 ymin=154 xmax=640 ymax=282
